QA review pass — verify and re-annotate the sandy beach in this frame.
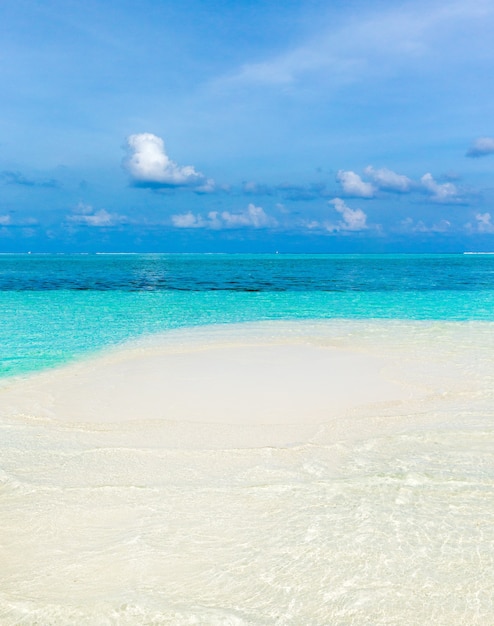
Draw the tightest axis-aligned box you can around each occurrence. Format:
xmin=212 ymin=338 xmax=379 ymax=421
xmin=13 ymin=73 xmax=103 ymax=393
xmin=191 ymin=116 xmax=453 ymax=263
xmin=0 ymin=321 xmax=422 ymax=448
xmin=1 ymin=320 xmax=494 ymax=624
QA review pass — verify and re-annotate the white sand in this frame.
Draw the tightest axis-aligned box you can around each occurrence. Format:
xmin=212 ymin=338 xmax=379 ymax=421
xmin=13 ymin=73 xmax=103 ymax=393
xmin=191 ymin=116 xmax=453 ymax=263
xmin=0 ymin=321 xmax=424 ymax=448
xmin=2 ymin=321 xmax=494 ymax=624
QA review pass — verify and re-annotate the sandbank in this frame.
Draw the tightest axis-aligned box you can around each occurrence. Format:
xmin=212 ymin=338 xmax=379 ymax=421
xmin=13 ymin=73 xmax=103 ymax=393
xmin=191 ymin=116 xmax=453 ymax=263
xmin=2 ymin=320 xmax=494 ymax=623
xmin=0 ymin=320 xmax=448 ymax=448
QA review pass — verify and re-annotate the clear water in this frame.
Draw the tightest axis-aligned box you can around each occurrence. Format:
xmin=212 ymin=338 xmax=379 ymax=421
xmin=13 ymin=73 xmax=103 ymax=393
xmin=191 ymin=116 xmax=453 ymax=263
xmin=2 ymin=253 xmax=494 ymax=378
xmin=1 ymin=254 xmax=494 ymax=625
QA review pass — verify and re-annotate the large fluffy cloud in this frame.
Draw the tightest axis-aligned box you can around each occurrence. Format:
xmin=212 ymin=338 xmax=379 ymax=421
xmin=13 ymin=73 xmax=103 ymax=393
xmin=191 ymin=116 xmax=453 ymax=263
xmin=466 ymin=137 xmax=494 ymax=158
xmin=125 ymin=133 xmax=214 ymax=190
xmin=171 ymin=203 xmax=276 ymax=229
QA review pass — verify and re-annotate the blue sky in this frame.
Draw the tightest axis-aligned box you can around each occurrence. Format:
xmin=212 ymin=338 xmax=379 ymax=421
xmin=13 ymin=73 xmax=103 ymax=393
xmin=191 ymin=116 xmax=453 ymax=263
xmin=1 ymin=0 xmax=494 ymax=252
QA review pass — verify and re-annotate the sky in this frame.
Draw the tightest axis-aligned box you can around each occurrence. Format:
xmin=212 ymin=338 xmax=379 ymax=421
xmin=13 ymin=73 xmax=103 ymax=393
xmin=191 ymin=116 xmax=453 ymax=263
xmin=1 ymin=0 xmax=494 ymax=253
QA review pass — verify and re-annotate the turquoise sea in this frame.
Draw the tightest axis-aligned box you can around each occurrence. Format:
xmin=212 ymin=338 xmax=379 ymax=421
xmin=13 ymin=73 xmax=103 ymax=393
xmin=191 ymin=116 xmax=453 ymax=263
xmin=2 ymin=253 xmax=494 ymax=378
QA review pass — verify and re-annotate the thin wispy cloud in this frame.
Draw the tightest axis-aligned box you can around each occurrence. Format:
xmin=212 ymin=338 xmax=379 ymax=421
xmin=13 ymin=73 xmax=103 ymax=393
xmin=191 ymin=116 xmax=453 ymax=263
xmin=400 ymin=217 xmax=452 ymax=233
xmin=0 ymin=214 xmax=39 ymax=229
xmin=68 ymin=204 xmax=128 ymax=227
xmin=0 ymin=170 xmax=58 ymax=188
xmin=242 ymin=181 xmax=273 ymax=196
xmin=466 ymin=137 xmax=494 ymax=158
xmin=215 ymin=1 xmax=494 ymax=91
xmin=277 ymin=182 xmax=328 ymax=202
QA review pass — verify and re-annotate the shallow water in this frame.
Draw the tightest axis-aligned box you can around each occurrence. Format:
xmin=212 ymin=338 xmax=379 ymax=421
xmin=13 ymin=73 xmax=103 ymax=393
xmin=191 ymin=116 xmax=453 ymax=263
xmin=1 ymin=319 xmax=494 ymax=624
xmin=2 ymin=253 xmax=494 ymax=379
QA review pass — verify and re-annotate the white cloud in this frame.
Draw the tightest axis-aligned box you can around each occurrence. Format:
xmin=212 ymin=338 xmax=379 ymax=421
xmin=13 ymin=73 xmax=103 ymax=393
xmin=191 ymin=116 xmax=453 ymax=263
xmin=329 ymin=198 xmax=368 ymax=231
xmin=336 ymin=166 xmax=462 ymax=203
xmin=223 ymin=45 xmax=357 ymax=87
xmin=69 ymin=204 xmax=127 ymax=227
xmin=215 ymin=2 xmax=494 ymax=90
xmin=171 ymin=204 xmax=276 ymax=230
xmin=400 ymin=217 xmax=451 ymax=233
xmin=475 ymin=212 xmax=494 ymax=233
xmin=0 ymin=214 xmax=38 ymax=227
xmin=364 ymin=166 xmax=412 ymax=192
xmin=276 ymin=202 xmax=290 ymax=214
xmin=420 ymin=173 xmax=459 ymax=202
xmin=242 ymin=181 xmax=273 ymax=196
xmin=195 ymin=178 xmax=216 ymax=193
xmin=170 ymin=212 xmax=204 ymax=228
xmin=222 ymin=204 xmax=275 ymax=227
xmin=336 ymin=170 xmax=375 ymax=198
xmin=466 ymin=137 xmax=494 ymax=158
xmin=125 ymin=133 xmax=213 ymax=189
xmin=301 ymin=219 xmax=321 ymax=230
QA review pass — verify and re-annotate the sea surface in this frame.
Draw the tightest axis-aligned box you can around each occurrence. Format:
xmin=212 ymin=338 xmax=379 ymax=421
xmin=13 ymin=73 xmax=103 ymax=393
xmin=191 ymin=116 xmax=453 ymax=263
xmin=2 ymin=253 xmax=494 ymax=379
xmin=1 ymin=254 xmax=494 ymax=625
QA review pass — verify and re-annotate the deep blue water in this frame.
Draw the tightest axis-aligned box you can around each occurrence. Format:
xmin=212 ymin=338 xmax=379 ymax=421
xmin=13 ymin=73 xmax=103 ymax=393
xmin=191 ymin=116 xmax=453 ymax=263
xmin=1 ymin=253 xmax=494 ymax=291
xmin=1 ymin=253 xmax=493 ymax=378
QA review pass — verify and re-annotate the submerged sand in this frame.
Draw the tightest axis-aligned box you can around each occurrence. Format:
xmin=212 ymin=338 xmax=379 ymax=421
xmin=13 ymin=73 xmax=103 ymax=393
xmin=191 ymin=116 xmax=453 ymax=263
xmin=1 ymin=320 xmax=494 ymax=624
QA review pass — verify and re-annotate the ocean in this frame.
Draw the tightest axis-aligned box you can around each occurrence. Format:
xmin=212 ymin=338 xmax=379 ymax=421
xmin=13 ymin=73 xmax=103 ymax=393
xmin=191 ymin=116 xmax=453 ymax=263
xmin=2 ymin=253 xmax=494 ymax=379
xmin=1 ymin=254 xmax=494 ymax=624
